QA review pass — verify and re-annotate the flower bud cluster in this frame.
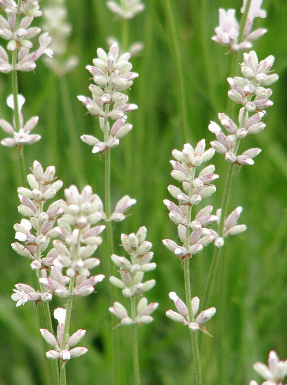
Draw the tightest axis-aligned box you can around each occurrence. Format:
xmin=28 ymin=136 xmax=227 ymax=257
xmin=212 ymin=1 xmax=267 ymax=52
xmin=78 ymin=42 xmax=138 ymax=154
xmin=107 ymin=0 xmax=145 ymax=20
xmin=11 ymin=161 xmax=63 ymax=306
xmin=42 ymin=0 xmax=78 ymax=76
xmin=209 ymin=51 xmax=278 ymax=167
xmin=40 ymin=185 xmax=105 ymax=298
xmin=109 ymin=227 xmax=158 ymax=326
xmin=163 ymin=140 xmax=221 ymax=260
xmin=0 ymin=0 xmax=52 ymax=73
xmin=12 ymin=161 xmax=63 ymax=267
xmin=40 ymin=308 xmax=88 ymax=362
xmin=166 ymin=292 xmax=216 ymax=336
xmin=1 ymin=95 xmax=41 ymax=147
xmin=249 ymin=351 xmax=287 ymax=385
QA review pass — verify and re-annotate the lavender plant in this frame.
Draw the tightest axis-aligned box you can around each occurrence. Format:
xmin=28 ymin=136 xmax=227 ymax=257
xmin=162 ymin=1 xmax=279 ymax=384
xmin=109 ymin=227 xmax=158 ymax=384
xmin=78 ymin=42 xmax=145 ymax=384
xmin=12 ymin=165 xmax=106 ymax=384
xmin=163 ymin=141 xmax=222 ymax=384
xmin=11 ymin=161 xmax=63 ymax=383
xmin=0 ymin=0 xmax=52 ymax=184
xmin=204 ymin=0 xmax=279 ymax=308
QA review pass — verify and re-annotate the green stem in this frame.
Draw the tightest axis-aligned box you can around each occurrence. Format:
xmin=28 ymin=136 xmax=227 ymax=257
xmin=103 ymin=95 xmax=118 ymax=384
xmin=59 ymin=76 xmax=86 ymax=188
xmin=18 ymin=146 xmax=27 ymax=187
xmin=12 ymin=1 xmax=27 ymax=186
xmin=121 ymin=19 xmax=129 ymax=52
xmin=36 ymin=201 xmax=59 ymax=384
xmin=202 ymin=162 xmax=235 ymax=308
xmin=181 ymin=168 xmax=202 ymax=385
xmin=59 ymin=233 xmax=80 ymax=384
xmin=59 ymin=274 xmax=76 ymax=385
xmin=162 ymin=0 xmax=189 ymax=142
xmin=131 ymin=297 xmax=141 ymax=385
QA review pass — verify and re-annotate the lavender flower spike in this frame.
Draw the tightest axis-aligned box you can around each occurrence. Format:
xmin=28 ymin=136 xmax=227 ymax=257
xmin=78 ymin=42 xmax=138 ymax=154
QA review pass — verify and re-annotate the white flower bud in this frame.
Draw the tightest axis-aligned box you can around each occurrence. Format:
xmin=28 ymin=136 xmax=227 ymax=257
xmin=142 ymin=279 xmax=156 ymax=292
xmin=210 ymin=141 xmax=227 ymax=154
xmin=199 ymin=185 xmax=216 ymax=198
xmin=68 ymin=330 xmax=86 ymax=347
xmin=69 ymin=347 xmax=88 ymax=358
xmin=190 ymin=194 xmax=202 ymax=205
xmin=140 ymin=263 xmax=156 ymax=272
xmin=46 ymin=350 xmax=60 ymax=360
xmin=166 ymin=310 xmax=187 ymax=324
xmin=138 ymin=316 xmax=153 ymax=324
xmin=162 ymin=239 xmax=178 ymax=251
xmin=195 ymin=307 xmax=216 ymax=324
xmin=201 ymin=148 xmax=215 ymax=163
xmin=109 ymin=276 xmax=126 ymax=289
xmin=225 ymin=224 xmax=247 ymax=236
xmin=18 ymin=205 xmax=35 ymax=217
xmin=40 ymin=329 xmax=58 ymax=347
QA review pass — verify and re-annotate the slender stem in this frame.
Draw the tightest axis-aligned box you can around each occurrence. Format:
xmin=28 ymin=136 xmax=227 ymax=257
xmin=202 ymin=162 xmax=235 ymax=308
xmin=36 ymin=201 xmax=59 ymax=384
xmin=121 ymin=19 xmax=129 ymax=52
xmin=162 ymin=0 xmax=189 ymax=142
xmin=59 ymin=77 xmax=86 ymax=188
xmin=131 ymin=297 xmax=141 ymax=385
xmin=181 ymin=168 xmax=202 ymax=385
xmin=18 ymin=146 xmax=27 ymax=187
xmin=103 ymin=96 xmax=118 ymax=384
xmin=59 ymin=270 xmax=76 ymax=385
xmin=12 ymin=1 xmax=27 ymax=185
xmin=58 ymin=230 xmax=80 ymax=385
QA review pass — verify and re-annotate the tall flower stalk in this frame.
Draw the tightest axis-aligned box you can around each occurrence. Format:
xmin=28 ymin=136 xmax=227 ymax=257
xmin=11 ymin=161 xmax=64 ymax=384
xmin=0 ymin=0 xmax=52 ymax=185
xmin=39 ymin=184 xmax=106 ymax=384
xmin=78 ymin=42 xmax=138 ymax=383
xmin=203 ymin=0 xmax=279 ymax=309
xmin=109 ymin=227 xmax=158 ymax=385
xmin=163 ymin=140 xmax=220 ymax=384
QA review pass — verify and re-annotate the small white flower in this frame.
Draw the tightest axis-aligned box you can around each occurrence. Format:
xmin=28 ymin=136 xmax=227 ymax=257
xmin=212 ymin=9 xmax=239 ymax=45
xmin=252 ymin=351 xmax=287 ymax=383
xmin=11 ymin=289 xmax=29 ymax=307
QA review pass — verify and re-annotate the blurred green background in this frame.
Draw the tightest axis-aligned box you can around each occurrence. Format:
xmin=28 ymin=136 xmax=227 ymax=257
xmin=0 ymin=0 xmax=287 ymax=384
